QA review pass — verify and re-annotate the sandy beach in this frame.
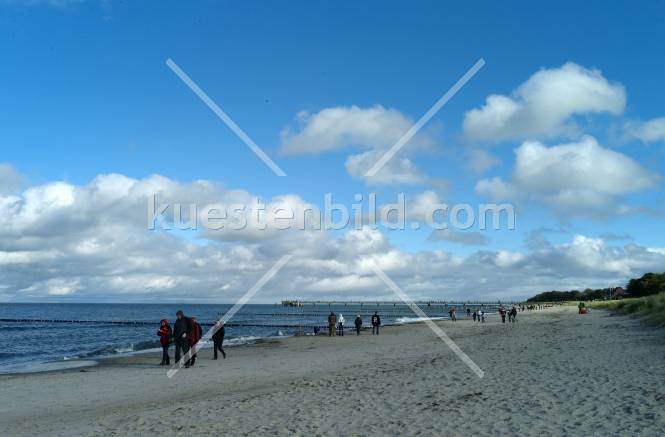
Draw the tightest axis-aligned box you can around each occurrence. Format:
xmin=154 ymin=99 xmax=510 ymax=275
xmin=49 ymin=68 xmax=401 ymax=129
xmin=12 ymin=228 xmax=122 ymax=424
xmin=1 ymin=306 xmax=664 ymax=436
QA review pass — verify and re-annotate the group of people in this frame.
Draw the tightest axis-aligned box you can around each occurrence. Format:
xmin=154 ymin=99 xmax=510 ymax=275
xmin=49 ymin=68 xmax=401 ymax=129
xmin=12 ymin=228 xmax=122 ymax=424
xmin=326 ymin=311 xmax=382 ymax=336
xmin=156 ymin=310 xmax=227 ymax=368
xmin=472 ymin=309 xmax=485 ymax=323
xmin=498 ymin=306 xmax=518 ymax=323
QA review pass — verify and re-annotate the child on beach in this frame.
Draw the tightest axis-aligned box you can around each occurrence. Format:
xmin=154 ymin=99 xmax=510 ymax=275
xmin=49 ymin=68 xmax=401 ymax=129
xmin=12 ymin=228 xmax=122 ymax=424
xmin=472 ymin=311 xmax=477 ymax=322
xmin=157 ymin=319 xmax=172 ymax=366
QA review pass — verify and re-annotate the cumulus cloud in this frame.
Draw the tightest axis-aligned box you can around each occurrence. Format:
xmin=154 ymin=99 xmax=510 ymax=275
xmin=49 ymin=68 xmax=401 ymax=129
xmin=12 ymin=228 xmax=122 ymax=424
xmin=345 ymin=150 xmax=427 ymax=185
xmin=475 ymin=136 xmax=658 ymax=216
xmin=280 ymin=105 xmax=434 ymax=155
xmin=463 ymin=62 xmax=626 ymax=141
xmin=624 ymin=117 xmax=665 ymax=143
xmin=2 ymin=170 xmax=664 ymax=302
xmin=280 ymin=105 xmax=438 ymax=185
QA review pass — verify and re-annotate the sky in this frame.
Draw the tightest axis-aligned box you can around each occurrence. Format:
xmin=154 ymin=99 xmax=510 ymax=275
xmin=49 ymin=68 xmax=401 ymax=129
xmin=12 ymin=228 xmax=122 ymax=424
xmin=1 ymin=0 xmax=664 ymax=303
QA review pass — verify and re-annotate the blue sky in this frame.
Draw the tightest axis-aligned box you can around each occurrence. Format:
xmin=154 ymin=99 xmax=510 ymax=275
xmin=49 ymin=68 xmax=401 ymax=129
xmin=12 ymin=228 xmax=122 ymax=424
xmin=1 ymin=0 xmax=664 ymax=302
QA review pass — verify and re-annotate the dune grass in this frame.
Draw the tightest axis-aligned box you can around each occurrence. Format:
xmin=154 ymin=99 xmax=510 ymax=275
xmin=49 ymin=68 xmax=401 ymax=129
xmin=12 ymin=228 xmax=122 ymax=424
xmin=590 ymin=293 xmax=665 ymax=326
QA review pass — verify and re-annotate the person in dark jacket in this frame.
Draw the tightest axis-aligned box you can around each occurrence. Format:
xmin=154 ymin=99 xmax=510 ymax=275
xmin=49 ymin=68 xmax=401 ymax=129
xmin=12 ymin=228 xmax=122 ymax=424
xmin=188 ymin=317 xmax=203 ymax=367
xmin=354 ymin=315 xmax=363 ymax=335
xmin=371 ymin=312 xmax=381 ymax=335
xmin=157 ymin=319 xmax=172 ymax=365
xmin=212 ymin=321 xmax=226 ymax=360
xmin=172 ymin=310 xmax=192 ymax=368
xmin=327 ymin=312 xmax=337 ymax=337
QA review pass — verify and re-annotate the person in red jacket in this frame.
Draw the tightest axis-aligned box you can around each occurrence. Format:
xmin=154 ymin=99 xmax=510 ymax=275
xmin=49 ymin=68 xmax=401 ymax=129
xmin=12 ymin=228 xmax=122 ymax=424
xmin=157 ymin=319 xmax=172 ymax=366
xmin=187 ymin=317 xmax=203 ymax=367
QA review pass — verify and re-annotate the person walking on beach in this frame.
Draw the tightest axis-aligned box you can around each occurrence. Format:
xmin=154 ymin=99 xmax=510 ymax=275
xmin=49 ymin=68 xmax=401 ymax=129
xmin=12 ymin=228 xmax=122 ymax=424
xmin=578 ymin=301 xmax=585 ymax=314
xmin=480 ymin=310 xmax=485 ymax=323
xmin=157 ymin=319 xmax=172 ymax=366
xmin=371 ymin=311 xmax=381 ymax=335
xmin=212 ymin=321 xmax=226 ymax=360
xmin=510 ymin=306 xmax=517 ymax=323
xmin=472 ymin=311 xmax=477 ymax=322
xmin=354 ymin=315 xmax=362 ymax=335
xmin=337 ymin=313 xmax=345 ymax=336
xmin=172 ymin=310 xmax=192 ymax=368
xmin=328 ymin=312 xmax=337 ymax=337
xmin=466 ymin=308 xmax=471 ymax=318
xmin=449 ymin=308 xmax=457 ymax=322
xmin=188 ymin=316 xmax=202 ymax=367
xmin=499 ymin=306 xmax=506 ymax=323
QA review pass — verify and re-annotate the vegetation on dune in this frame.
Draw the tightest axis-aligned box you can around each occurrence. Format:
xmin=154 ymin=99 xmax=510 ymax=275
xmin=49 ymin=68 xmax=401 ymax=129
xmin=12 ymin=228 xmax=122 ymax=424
xmin=526 ymin=272 xmax=665 ymax=303
xmin=592 ymin=292 xmax=665 ymax=326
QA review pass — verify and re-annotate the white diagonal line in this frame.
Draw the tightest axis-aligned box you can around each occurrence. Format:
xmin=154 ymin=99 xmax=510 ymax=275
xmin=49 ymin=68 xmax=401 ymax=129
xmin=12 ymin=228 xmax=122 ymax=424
xmin=165 ymin=58 xmax=287 ymax=177
xmin=365 ymin=58 xmax=485 ymax=177
xmin=167 ymin=254 xmax=293 ymax=378
xmin=369 ymin=262 xmax=484 ymax=378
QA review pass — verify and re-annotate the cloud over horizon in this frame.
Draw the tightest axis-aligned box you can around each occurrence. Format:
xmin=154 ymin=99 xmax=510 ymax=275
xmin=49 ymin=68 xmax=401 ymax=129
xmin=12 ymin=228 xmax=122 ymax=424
xmin=1 ymin=167 xmax=663 ymax=302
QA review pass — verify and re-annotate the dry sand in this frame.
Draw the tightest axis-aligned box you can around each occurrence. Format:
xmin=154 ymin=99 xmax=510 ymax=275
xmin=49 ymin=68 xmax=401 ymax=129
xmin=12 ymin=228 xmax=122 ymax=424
xmin=1 ymin=306 xmax=664 ymax=436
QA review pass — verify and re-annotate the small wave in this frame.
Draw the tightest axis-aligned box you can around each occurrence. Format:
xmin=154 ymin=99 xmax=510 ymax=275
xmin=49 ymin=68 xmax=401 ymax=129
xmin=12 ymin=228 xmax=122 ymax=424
xmin=394 ymin=316 xmax=446 ymax=324
xmin=0 ymin=325 xmax=40 ymax=331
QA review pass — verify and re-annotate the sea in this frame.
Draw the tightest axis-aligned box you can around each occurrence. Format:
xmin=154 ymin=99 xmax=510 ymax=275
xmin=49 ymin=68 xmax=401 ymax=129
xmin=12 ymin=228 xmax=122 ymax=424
xmin=0 ymin=302 xmax=500 ymax=373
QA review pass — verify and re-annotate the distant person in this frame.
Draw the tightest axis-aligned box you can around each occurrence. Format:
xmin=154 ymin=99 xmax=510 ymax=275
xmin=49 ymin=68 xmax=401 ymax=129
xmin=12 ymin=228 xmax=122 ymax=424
xmin=499 ymin=306 xmax=506 ymax=323
xmin=371 ymin=312 xmax=381 ymax=335
xmin=188 ymin=316 xmax=202 ymax=367
xmin=212 ymin=321 xmax=226 ymax=360
xmin=472 ymin=311 xmax=477 ymax=322
xmin=337 ymin=313 xmax=345 ymax=336
xmin=466 ymin=308 xmax=471 ymax=318
xmin=480 ymin=310 xmax=485 ymax=323
xmin=172 ymin=310 xmax=192 ymax=368
xmin=510 ymin=306 xmax=517 ymax=323
xmin=328 ymin=312 xmax=337 ymax=337
xmin=449 ymin=308 xmax=457 ymax=322
xmin=157 ymin=319 xmax=172 ymax=366
xmin=578 ymin=302 xmax=585 ymax=314
xmin=354 ymin=315 xmax=363 ymax=335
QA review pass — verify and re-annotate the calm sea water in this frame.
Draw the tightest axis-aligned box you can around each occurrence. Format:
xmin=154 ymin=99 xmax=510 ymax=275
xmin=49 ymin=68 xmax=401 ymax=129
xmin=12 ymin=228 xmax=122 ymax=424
xmin=0 ymin=302 xmax=498 ymax=373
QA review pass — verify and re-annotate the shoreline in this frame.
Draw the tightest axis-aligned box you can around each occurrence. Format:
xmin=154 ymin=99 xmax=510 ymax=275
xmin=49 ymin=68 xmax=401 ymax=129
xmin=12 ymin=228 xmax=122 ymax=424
xmin=0 ymin=316 xmax=451 ymax=376
xmin=2 ymin=307 xmax=664 ymax=435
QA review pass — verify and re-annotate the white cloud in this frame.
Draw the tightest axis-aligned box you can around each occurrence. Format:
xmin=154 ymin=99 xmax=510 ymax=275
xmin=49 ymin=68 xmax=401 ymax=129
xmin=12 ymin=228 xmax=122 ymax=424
xmin=476 ymin=136 xmax=658 ymax=216
xmin=1 ymin=170 xmax=664 ymax=302
xmin=345 ymin=150 xmax=427 ymax=185
xmin=463 ymin=62 xmax=626 ymax=141
xmin=280 ymin=105 xmax=438 ymax=185
xmin=625 ymin=117 xmax=665 ymax=143
xmin=280 ymin=105 xmax=434 ymax=155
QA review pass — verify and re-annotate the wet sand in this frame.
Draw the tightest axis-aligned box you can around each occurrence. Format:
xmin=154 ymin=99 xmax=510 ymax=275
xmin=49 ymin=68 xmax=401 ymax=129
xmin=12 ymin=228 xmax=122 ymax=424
xmin=1 ymin=306 xmax=664 ymax=436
